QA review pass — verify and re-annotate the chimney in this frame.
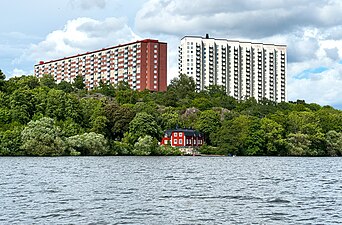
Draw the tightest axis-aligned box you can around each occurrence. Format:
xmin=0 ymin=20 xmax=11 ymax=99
xmin=205 ymin=33 xmax=209 ymax=39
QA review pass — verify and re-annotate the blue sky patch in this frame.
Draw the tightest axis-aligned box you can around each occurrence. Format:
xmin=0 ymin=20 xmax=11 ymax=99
xmin=294 ymin=66 xmax=329 ymax=79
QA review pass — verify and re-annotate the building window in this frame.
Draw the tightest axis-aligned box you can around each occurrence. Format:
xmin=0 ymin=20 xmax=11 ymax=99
xmin=174 ymin=133 xmax=178 ymax=137
xmin=174 ymin=139 xmax=177 ymax=144
xmin=164 ymin=140 xmax=168 ymax=144
xmin=179 ymin=132 xmax=183 ymax=137
xmin=179 ymin=139 xmax=182 ymax=145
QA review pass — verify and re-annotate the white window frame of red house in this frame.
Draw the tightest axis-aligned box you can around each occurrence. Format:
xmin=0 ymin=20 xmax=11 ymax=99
xmin=179 ymin=139 xmax=182 ymax=145
xmin=174 ymin=139 xmax=177 ymax=144
xmin=174 ymin=132 xmax=178 ymax=137
xmin=179 ymin=132 xmax=183 ymax=137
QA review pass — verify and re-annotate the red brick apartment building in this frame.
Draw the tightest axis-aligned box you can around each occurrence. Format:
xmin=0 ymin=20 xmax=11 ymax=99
xmin=34 ymin=39 xmax=167 ymax=91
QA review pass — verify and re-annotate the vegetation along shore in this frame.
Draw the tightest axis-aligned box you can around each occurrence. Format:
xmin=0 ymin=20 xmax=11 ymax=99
xmin=0 ymin=70 xmax=341 ymax=156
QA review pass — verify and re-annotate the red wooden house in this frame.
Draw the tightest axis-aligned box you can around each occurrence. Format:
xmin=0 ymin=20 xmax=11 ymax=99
xmin=160 ymin=129 xmax=204 ymax=148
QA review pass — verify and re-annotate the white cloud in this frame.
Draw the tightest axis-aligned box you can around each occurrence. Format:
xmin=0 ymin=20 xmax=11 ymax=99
xmin=288 ymin=63 xmax=342 ymax=106
xmin=7 ymin=68 xmax=31 ymax=79
xmin=136 ymin=0 xmax=342 ymax=108
xmin=19 ymin=17 xmax=140 ymax=64
xmin=136 ymin=0 xmax=342 ymax=38
xmin=69 ymin=0 xmax=108 ymax=9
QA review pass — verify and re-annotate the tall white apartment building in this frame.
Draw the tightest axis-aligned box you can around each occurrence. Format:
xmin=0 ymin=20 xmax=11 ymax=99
xmin=178 ymin=35 xmax=287 ymax=102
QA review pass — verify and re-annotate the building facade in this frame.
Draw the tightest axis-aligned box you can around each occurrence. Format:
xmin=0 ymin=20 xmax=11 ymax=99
xmin=178 ymin=35 xmax=287 ymax=102
xmin=34 ymin=39 xmax=167 ymax=91
xmin=160 ymin=129 xmax=204 ymax=148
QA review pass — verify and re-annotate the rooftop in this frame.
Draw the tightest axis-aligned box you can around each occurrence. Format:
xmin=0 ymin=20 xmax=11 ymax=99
xmin=35 ymin=39 xmax=166 ymax=66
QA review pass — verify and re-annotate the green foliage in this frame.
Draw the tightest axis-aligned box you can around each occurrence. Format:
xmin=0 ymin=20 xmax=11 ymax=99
xmin=0 ymin=70 xmax=5 ymax=80
xmin=66 ymin=132 xmax=108 ymax=156
xmin=211 ymin=115 xmax=253 ymax=155
xmin=286 ymin=133 xmax=311 ymax=156
xmin=0 ymin=126 xmax=24 ymax=156
xmin=191 ymin=97 xmax=213 ymax=111
xmin=161 ymin=111 xmax=181 ymax=130
xmin=109 ymin=141 xmax=132 ymax=155
xmin=57 ymin=81 xmax=74 ymax=93
xmin=132 ymin=135 xmax=159 ymax=156
xmin=126 ymin=112 xmax=162 ymax=144
xmin=73 ymin=75 xmax=85 ymax=90
xmin=158 ymin=145 xmax=183 ymax=156
xmin=199 ymin=144 xmax=224 ymax=155
xmin=195 ymin=110 xmax=221 ymax=144
xmin=326 ymin=131 xmax=342 ymax=156
xmin=168 ymin=74 xmax=195 ymax=100
xmin=0 ymin=71 xmax=341 ymax=156
xmin=104 ymin=103 xmax=135 ymax=140
xmin=260 ymin=118 xmax=285 ymax=155
xmin=0 ymin=70 xmax=5 ymax=91
xmin=21 ymin=117 xmax=66 ymax=156
xmin=40 ymin=74 xmax=56 ymax=89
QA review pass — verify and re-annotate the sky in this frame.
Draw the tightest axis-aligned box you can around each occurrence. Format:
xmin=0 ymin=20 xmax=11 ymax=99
xmin=1 ymin=0 xmax=342 ymax=109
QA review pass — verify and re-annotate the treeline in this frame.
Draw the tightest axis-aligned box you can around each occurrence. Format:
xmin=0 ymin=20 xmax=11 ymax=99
xmin=0 ymin=70 xmax=341 ymax=156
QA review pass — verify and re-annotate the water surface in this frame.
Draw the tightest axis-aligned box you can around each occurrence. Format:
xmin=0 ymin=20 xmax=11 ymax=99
xmin=0 ymin=157 xmax=341 ymax=224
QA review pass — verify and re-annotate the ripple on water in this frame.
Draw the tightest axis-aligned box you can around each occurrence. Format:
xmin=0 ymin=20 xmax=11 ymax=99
xmin=0 ymin=156 xmax=342 ymax=224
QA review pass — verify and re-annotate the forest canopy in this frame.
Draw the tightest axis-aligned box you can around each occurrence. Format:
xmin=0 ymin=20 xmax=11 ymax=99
xmin=0 ymin=71 xmax=341 ymax=156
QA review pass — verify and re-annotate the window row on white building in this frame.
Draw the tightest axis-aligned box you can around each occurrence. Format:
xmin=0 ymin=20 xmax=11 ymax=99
xmin=178 ymin=36 xmax=287 ymax=102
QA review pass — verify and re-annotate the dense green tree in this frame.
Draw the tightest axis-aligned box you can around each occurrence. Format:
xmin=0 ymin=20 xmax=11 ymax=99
xmin=21 ymin=117 xmax=66 ymax=156
xmin=326 ymin=131 xmax=342 ymax=156
xmin=132 ymin=135 xmax=159 ymax=156
xmin=168 ymin=74 xmax=195 ymax=99
xmin=159 ymin=90 xmax=178 ymax=107
xmin=0 ymin=70 xmax=5 ymax=91
xmin=1 ymin=70 xmax=342 ymax=157
xmin=315 ymin=108 xmax=342 ymax=133
xmin=57 ymin=81 xmax=74 ymax=93
xmin=66 ymin=132 xmax=108 ymax=155
xmin=0 ymin=126 xmax=24 ymax=156
xmin=0 ymin=107 xmax=11 ymax=126
xmin=244 ymin=119 xmax=265 ymax=155
xmin=125 ymin=112 xmax=162 ymax=144
xmin=260 ymin=118 xmax=285 ymax=155
xmin=104 ymin=103 xmax=136 ymax=140
xmin=191 ymin=97 xmax=213 ymax=111
xmin=39 ymin=74 xmax=56 ymax=89
xmin=160 ymin=111 xmax=181 ymax=130
xmin=9 ymin=89 xmax=38 ymax=124
xmin=211 ymin=115 xmax=253 ymax=155
xmin=180 ymin=107 xmax=200 ymax=128
xmin=286 ymin=133 xmax=311 ymax=156
xmin=195 ymin=110 xmax=221 ymax=144
xmin=73 ymin=75 xmax=85 ymax=90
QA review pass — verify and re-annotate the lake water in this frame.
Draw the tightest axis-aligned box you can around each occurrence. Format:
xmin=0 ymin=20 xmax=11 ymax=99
xmin=0 ymin=156 xmax=341 ymax=224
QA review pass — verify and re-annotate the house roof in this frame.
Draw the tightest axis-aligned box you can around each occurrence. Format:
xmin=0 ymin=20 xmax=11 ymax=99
xmin=164 ymin=129 xmax=202 ymax=137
